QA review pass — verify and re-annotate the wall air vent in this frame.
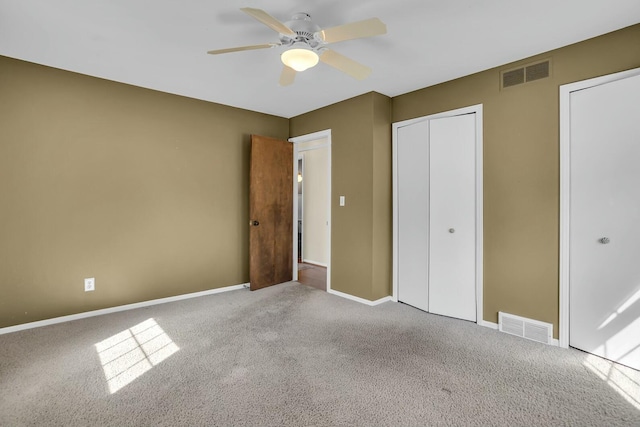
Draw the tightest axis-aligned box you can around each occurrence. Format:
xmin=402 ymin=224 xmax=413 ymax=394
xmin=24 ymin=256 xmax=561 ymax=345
xmin=498 ymin=312 xmax=553 ymax=345
xmin=502 ymin=67 xmax=525 ymax=88
xmin=501 ymin=59 xmax=551 ymax=89
xmin=525 ymin=60 xmax=550 ymax=82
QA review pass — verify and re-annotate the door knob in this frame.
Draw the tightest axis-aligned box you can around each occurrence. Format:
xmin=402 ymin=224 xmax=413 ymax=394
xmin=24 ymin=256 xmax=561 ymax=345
xmin=250 ymin=220 xmax=260 ymax=226
xmin=449 ymin=228 xmax=455 ymax=233
xmin=599 ymin=237 xmax=610 ymax=244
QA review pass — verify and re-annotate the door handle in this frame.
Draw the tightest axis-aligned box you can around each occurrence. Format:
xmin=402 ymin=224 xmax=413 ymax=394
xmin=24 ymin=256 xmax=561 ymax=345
xmin=449 ymin=228 xmax=455 ymax=233
xmin=250 ymin=220 xmax=260 ymax=226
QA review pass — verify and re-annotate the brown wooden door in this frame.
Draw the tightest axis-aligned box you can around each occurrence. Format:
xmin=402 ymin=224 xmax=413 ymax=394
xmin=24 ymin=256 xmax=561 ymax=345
xmin=249 ymin=134 xmax=293 ymax=290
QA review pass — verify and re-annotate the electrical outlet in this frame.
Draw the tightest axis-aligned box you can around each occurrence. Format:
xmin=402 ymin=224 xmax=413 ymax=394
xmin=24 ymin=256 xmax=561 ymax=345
xmin=84 ymin=277 xmax=95 ymax=292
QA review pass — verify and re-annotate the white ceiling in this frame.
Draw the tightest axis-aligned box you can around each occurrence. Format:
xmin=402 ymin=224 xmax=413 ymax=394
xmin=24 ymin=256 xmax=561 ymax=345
xmin=1 ymin=1 xmax=639 ymax=118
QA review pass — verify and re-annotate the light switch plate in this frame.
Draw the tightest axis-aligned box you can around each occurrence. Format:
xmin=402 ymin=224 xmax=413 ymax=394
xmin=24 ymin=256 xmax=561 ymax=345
xmin=339 ymin=196 xmax=346 ymax=206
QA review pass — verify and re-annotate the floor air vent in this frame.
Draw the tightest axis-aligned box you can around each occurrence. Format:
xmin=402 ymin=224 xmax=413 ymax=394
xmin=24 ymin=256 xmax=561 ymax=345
xmin=498 ymin=312 xmax=552 ymax=345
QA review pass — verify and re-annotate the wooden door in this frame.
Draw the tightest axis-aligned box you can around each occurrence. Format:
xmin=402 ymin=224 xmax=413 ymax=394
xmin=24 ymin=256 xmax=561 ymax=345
xmin=569 ymin=73 xmax=640 ymax=370
xmin=249 ymin=134 xmax=293 ymax=290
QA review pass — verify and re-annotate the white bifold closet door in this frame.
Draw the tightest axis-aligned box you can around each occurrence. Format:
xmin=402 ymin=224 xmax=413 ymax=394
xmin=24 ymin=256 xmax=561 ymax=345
xmin=428 ymin=115 xmax=476 ymax=321
xmin=569 ymin=72 xmax=640 ymax=371
xmin=397 ymin=121 xmax=430 ymax=312
xmin=397 ymin=113 xmax=476 ymax=321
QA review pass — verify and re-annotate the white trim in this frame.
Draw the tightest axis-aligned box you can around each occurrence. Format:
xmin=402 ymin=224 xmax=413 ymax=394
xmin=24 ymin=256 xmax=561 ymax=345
xmin=392 ymin=104 xmax=484 ymax=324
xmin=559 ymin=67 xmax=640 ymax=349
xmin=0 ymin=283 xmax=249 ymax=336
xmin=328 ymin=289 xmax=392 ymax=306
xmin=478 ymin=320 xmax=559 ymax=346
xmin=297 ymin=153 xmax=305 ymax=265
xmin=290 ymin=129 xmax=332 ymax=292
xmin=292 ymin=151 xmax=300 ymax=281
xmin=478 ymin=320 xmax=499 ymax=330
xmin=391 ymin=118 xmax=399 ymax=303
xmin=289 ymin=129 xmax=332 ymax=144
xmin=474 ymin=107 xmax=484 ymax=325
xmin=302 ymin=260 xmax=327 ymax=268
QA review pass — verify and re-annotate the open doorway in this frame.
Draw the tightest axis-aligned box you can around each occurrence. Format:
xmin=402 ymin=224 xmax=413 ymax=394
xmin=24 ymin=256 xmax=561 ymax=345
xmin=290 ymin=130 xmax=331 ymax=292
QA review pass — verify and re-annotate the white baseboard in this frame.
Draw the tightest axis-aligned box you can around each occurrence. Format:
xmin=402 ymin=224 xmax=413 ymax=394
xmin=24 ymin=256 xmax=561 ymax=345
xmin=301 ymin=259 xmax=327 ymax=268
xmin=328 ymin=289 xmax=392 ymax=306
xmin=0 ymin=283 xmax=249 ymax=336
xmin=478 ymin=320 xmax=499 ymax=330
xmin=478 ymin=319 xmax=559 ymax=346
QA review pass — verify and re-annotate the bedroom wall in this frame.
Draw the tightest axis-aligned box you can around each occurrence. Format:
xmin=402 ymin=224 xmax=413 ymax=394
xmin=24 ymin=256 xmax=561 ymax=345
xmin=3 ymin=23 xmax=638 ymax=333
xmin=392 ymin=23 xmax=640 ymax=336
xmin=301 ymin=147 xmax=329 ymax=266
xmin=0 ymin=56 xmax=288 ymax=328
xmin=290 ymin=92 xmax=393 ymax=301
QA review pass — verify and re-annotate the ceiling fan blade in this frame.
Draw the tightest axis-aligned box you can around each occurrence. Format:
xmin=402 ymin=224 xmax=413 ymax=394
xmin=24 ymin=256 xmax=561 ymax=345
xmin=240 ymin=7 xmax=295 ymax=36
xmin=279 ymin=66 xmax=296 ymax=86
xmin=320 ymin=49 xmax=371 ymax=80
xmin=207 ymin=43 xmax=279 ymax=55
xmin=317 ymin=18 xmax=386 ymax=44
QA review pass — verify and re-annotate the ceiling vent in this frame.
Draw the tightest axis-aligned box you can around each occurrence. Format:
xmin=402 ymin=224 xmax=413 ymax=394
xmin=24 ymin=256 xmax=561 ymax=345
xmin=498 ymin=312 xmax=553 ymax=345
xmin=501 ymin=59 xmax=551 ymax=89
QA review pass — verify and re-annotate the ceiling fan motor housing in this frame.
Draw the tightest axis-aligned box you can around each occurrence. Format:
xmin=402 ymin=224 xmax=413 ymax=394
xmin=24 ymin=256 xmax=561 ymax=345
xmin=281 ymin=13 xmax=323 ymax=49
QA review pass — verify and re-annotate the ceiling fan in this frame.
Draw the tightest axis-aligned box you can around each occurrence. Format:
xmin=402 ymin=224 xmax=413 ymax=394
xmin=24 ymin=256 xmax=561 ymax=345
xmin=207 ymin=8 xmax=387 ymax=86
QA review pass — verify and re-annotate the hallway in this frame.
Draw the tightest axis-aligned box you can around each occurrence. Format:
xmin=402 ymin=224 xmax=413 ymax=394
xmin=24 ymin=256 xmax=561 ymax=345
xmin=297 ymin=263 xmax=326 ymax=291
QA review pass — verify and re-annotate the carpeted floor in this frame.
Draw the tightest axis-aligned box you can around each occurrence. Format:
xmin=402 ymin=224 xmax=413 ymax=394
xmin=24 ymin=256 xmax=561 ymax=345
xmin=1 ymin=282 xmax=639 ymax=426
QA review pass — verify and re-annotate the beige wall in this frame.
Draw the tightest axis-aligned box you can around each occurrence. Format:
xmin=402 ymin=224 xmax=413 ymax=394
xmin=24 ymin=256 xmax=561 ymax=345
xmin=2 ymin=24 xmax=639 ymax=333
xmin=0 ymin=56 xmax=288 ymax=328
xmin=301 ymin=147 xmax=329 ymax=266
xmin=393 ymin=24 xmax=640 ymax=336
xmin=290 ymin=92 xmax=393 ymax=300
xmin=371 ymin=93 xmax=393 ymax=300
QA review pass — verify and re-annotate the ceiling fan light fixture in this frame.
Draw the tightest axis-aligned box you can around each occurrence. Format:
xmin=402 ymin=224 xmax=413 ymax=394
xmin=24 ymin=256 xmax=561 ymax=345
xmin=281 ymin=48 xmax=319 ymax=72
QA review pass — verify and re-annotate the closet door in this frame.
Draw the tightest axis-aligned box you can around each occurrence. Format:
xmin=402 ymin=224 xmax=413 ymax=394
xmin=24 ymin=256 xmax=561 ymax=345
xmin=396 ymin=121 xmax=430 ymax=311
xmin=569 ymin=73 xmax=640 ymax=370
xmin=396 ymin=113 xmax=478 ymax=321
xmin=428 ymin=114 xmax=477 ymax=321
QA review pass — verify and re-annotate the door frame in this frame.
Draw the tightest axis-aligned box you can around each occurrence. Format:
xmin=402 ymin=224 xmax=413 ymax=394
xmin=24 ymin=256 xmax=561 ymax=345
xmin=391 ymin=104 xmax=484 ymax=324
xmin=289 ymin=129 xmax=332 ymax=291
xmin=297 ymin=154 xmax=305 ymax=262
xmin=558 ymin=66 xmax=640 ymax=349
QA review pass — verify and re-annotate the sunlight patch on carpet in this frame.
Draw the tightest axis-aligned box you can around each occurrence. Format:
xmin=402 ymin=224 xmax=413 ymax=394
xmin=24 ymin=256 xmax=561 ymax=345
xmin=95 ymin=318 xmax=179 ymax=394
xmin=584 ymin=354 xmax=640 ymax=410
